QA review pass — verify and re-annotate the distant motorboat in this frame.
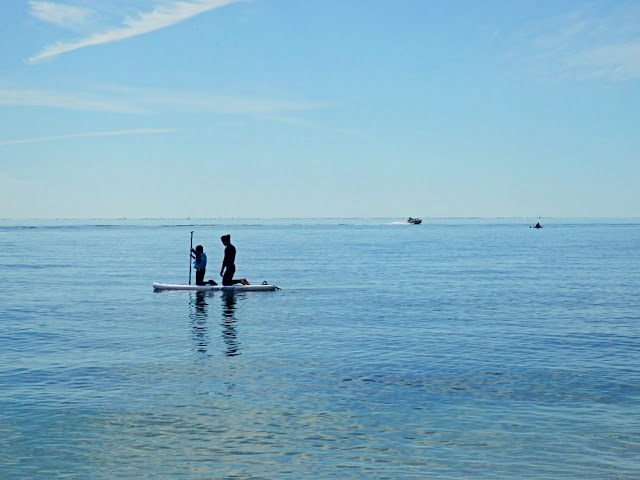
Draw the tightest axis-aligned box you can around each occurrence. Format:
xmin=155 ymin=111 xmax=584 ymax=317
xmin=407 ymin=217 xmax=422 ymax=225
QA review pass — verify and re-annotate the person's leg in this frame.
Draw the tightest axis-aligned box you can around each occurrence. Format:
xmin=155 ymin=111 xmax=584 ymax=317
xmin=195 ymin=269 xmax=205 ymax=285
xmin=223 ymin=275 xmax=239 ymax=286
xmin=223 ymin=265 xmax=248 ymax=285
xmin=222 ymin=265 xmax=235 ymax=286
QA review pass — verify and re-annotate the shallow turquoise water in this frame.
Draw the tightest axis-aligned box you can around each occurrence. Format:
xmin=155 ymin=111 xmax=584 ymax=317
xmin=1 ymin=218 xmax=639 ymax=479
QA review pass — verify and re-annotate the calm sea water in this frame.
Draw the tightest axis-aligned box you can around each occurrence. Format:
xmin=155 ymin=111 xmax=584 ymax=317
xmin=1 ymin=218 xmax=639 ymax=479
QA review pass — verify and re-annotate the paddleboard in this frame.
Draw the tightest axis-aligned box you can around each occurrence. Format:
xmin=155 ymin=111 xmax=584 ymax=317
xmin=153 ymin=282 xmax=279 ymax=292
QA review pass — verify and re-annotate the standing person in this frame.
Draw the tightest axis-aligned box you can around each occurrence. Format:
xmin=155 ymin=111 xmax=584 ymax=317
xmin=220 ymin=235 xmax=250 ymax=286
xmin=191 ymin=245 xmax=217 ymax=286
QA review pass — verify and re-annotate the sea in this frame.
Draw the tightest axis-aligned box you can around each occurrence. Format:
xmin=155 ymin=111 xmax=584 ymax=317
xmin=0 ymin=218 xmax=638 ymax=479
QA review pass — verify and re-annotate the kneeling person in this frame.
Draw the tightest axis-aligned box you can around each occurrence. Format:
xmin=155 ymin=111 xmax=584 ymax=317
xmin=191 ymin=245 xmax=217 ymax=285
xmin=220 ymin=235 xmax=250 ymax=286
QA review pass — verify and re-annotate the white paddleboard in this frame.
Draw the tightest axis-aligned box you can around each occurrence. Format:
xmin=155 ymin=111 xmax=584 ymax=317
xmin=153 ymin=282 xmax=279 ymax=292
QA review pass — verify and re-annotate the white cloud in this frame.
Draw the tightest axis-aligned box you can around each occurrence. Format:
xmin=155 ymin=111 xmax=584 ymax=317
xmin=29 ymin=1 xmax=92 ymax=27
xmin=27 ymin=0 xmax=244 ymax=63
xmin=565 ymin=42 xmax=640 ymax=82
xmin=0 ymin=88 xmax=146 ymax=113
xmin=0 ymin=129 xmax=176 ymax=147
xmin=142 ymin=90 xmax=324 ymax=114
xmin=522 ymin=5 xmax=640 ymax=82
xmin=0 ymin=86 xmax=323 ymax=115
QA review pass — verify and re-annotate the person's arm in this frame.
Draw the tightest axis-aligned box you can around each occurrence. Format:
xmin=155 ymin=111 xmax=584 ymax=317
xmin=220 ymin=247 xmax=228 ymax=276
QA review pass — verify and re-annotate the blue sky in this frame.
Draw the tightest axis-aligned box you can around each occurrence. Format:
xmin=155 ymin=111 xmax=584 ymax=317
xmin=1 ymin=0 xmax=639 ymax=219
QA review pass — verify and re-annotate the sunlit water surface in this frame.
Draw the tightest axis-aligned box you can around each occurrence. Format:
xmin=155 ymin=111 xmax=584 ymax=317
xmin=1 ymin=218 xmax=639 ymax=479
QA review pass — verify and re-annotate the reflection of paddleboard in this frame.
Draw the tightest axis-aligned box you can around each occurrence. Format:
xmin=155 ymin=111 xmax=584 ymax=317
xmin=153 ymin=283 xmax=279 ymax=291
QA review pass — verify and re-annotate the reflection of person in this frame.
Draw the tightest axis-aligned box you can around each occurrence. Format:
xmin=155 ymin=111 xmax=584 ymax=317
xmin=189 ymin=291 xmax=211 ymax=358
xmin=219 ymin=235 xmax=250 ymax=286
xmin=191 ymin=245 xmax=217 ymax=286
xmin=192 ymin=291 xmax=209 ymax=354
xmin=221 ymin=292 xmax=240 ymax=356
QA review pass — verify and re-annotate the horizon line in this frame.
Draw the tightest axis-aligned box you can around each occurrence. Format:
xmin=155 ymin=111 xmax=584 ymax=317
xmin=1 ymin=216 xmax=638 ymax=222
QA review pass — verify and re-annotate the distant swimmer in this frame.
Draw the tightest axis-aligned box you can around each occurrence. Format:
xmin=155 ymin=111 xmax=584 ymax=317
xmin=532 ymin=222 xmax=542 ymax=229
xmin=191 ymin=245 xmax=218 ymax=285
xmin=220 ymin=235 xmax=250 ymax=286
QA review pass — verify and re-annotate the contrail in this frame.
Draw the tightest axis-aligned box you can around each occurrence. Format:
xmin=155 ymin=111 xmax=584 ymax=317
xmin=0 ymin=128 xmax=175 ymax=146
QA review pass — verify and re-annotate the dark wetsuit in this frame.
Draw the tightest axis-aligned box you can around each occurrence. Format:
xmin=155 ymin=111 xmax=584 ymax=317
xmin=196 ymin=270 xmax=208 ymax=285
xmin=222 ymin=243 xmax=237 ymax=286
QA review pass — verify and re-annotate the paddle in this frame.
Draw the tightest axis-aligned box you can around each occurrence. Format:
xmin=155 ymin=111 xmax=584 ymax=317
xmin=189 ymin=231 xmax=194 ymax=285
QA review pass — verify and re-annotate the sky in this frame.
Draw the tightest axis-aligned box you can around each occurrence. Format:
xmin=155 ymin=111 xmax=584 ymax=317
xmin=1 ymin=0 xmax=639 ymax=219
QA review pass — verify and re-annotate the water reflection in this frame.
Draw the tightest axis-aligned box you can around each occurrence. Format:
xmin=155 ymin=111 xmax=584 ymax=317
xmin=188 ymin=291 xmax=241 ymax=358
xmin=220 ymin=292 xmax=240 ymax=357
xmin=189 ymin=291 xmax=211 ymax=359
